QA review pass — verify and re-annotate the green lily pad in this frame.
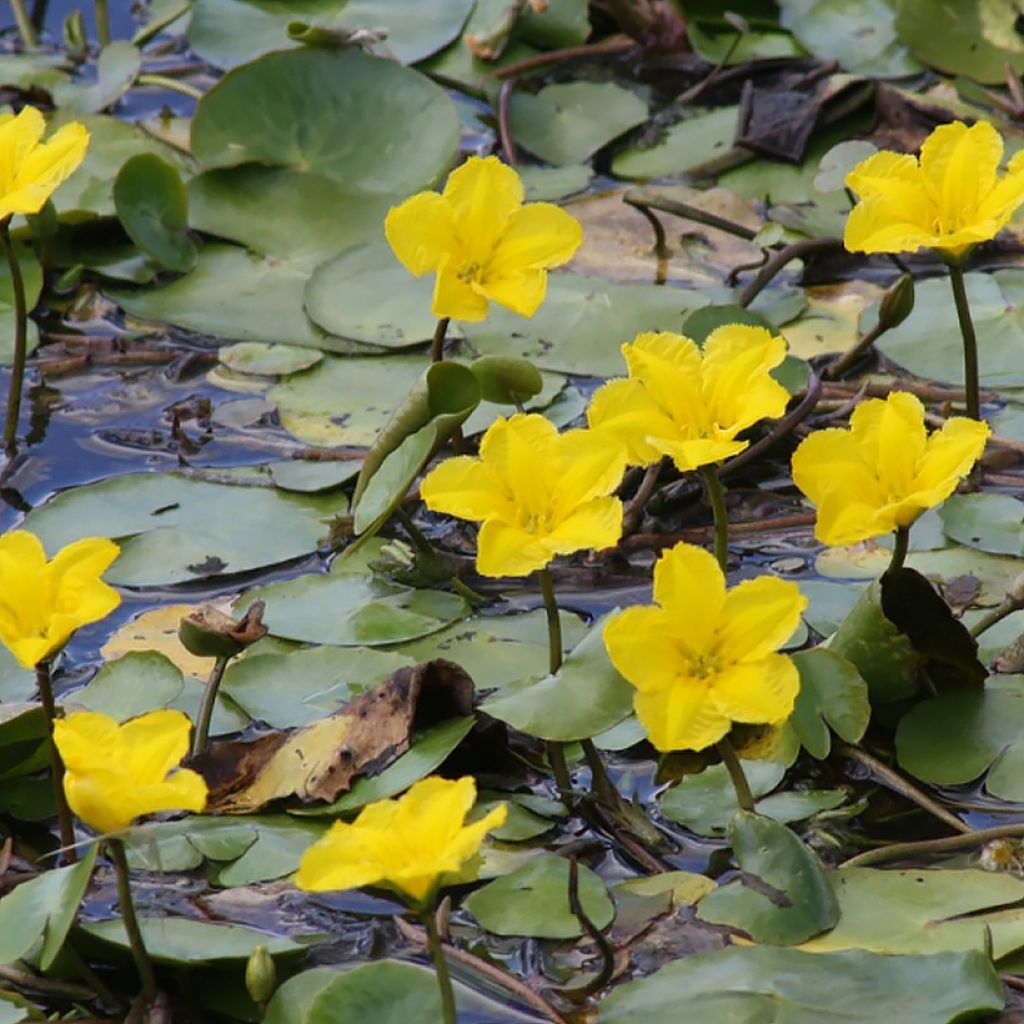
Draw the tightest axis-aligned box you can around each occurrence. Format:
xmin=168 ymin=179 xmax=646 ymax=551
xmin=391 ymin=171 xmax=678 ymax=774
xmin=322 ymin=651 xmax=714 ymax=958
xmin=519 ymin=164 xmax=594 ymax=201
xmin=114 ymin=153 xmax=196 ymax=273
xmin=191 ymin=48 xmax=458 ymax=196
xmin=222 ymin=645 xmax=413 ymax=727
xmin=465 ymin=852 xmax=614 ymax=939
xmin=462 ymin=273 xmax=707 ymax=377
xmin=697 ymin=813 xmax=839 ymax=944
xmin=798 ymin=867 xmax=1024 ymax=959
xmin=54 ymin=42 xmax=141 ymax=115
xmin=791 ymin=648 xmax=871 ymax=758
xmin=294 ymin=716 xmax=475 ymax=816
xmin=481 ymin=615 xmax=634 ymax=742
xmin=188 ymin=0 xmax=474 ymax=69
xmin=83 ymin=917 xmax=304 ymax=964
xmin=0 ymin=646 xmax=35 ymax=703
xmin=509 ymin=82 xmax=648 ymax=166
xmin=24 ymin=471 xmax=343 ymax=587
xmin=238 ymin=568 xmax=468 ymax=646
xmin=896 ymin=677 xmax=1024 ymax=800
xmin=219 ymin=343 xmax=323 ymax=377
xmin=939 ymin=493 xmax=1024 ymax=556
xmin=876 ymin=269 xmax=1024 ymax=388
xmin=611 ymin=105 xmax=739 ymax=180
xmin=517 ymin=0 xmax=589 ymax=47
xmin=188 ymin=166 xmax=394 ymax=271
xmin=778 ymin=0 xmax=921 ymax=77
xmin=305 ymin=961 xmax=440 ymax=1024
xmin=896 ymin=0 xmax=1024 ymax=84
xmin=0 ymin=53 xmax=70 ymax=92
xmin=598 ymin=946 xmax=1004 ymax=1024
xmin=0 ymin=844 xmax=97 ymax=969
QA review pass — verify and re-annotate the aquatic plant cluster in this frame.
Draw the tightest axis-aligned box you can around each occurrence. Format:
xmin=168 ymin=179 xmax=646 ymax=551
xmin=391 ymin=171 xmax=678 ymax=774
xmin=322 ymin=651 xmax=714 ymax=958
xmin=6 ymin=2 xmax=1024 ymax=1022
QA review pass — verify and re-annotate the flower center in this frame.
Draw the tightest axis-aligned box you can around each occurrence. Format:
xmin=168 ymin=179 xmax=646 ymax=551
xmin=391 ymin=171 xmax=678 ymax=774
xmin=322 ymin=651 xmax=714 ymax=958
xmin=457 ymin=261 xmax=483 ymax=284
xmin=518 ymin=509 xmax=555 ymax=535
xmin=685 ymin=650 xmax=720 ymax=679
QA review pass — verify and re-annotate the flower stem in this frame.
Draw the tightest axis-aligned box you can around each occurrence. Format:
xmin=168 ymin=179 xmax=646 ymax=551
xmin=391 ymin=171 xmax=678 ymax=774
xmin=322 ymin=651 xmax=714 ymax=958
xmin=9 ymin=0 xmax=38 ymax=49
xmin=423 ymin=910 xmax=457 ymax=1024
xmin=562 ymin=855 xmax=614 ymax=997
xmin=539 ymin=566 xmax=573 ymax=804
xmin=35 ymin=660 xmax=77 ymax=862
xmin=107 ymin=838 xmax=157 ymax=1005
xmin=699 ymin=465 xmax=729 ymax=572
xmin=94 ymin=0 xmax=110 ymax=46
xmin=430 ymin=318 xmax=450 ymax=363
xmin=191 ymin=655 xmax=229 ymax=758
xmin=948 ymin=263 xmax=981 ymax=421
xmin=886 ymin=524 xmax=910 ymax=576
xmin=1 ymin=217 xmax=29 ymax=454
xmin=716 ymin=737 xmax=754 ymax=813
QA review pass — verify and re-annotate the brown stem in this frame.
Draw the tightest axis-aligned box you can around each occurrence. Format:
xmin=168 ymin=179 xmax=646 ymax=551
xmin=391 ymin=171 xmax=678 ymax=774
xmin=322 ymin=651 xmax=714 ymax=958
xmin=840 ymin=822 xmax=1024 ymax=868
xmin=560 ymin=855 xmax=615 ymax=998
xmin=107 ymin=838 xmax=157 ymax=1004
xmin=430 ymin=318 xmax=450 ymax=363
xmin=191 ymin=655 xmax=229 ymax=758
xmin=737 ymin=237 xmax=843 ymax=308
xmin=35 ymin=660 xmax=77 ymax=862
xmin=621 ymin=459 xmax=663 ymax=535
xmin=423 ymin=911 xmax=457 ymax=1024
xmin=497 ymin=78 xmax=519 ymax=165
xmin=492 ymin=35 xmax=633 ymax=78
xmin=823 ymin=321 xmax=886 ymax=380
xmin=623 ymin=188 xmax=758 ymax=241
xmin=716 ymin=738 xmax=754 ymax=812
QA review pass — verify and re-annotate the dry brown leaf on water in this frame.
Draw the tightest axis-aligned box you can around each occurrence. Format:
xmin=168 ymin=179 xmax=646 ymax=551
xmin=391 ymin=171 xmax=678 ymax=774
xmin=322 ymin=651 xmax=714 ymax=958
xmin=191 ymin=658 xmax=475 ymax=813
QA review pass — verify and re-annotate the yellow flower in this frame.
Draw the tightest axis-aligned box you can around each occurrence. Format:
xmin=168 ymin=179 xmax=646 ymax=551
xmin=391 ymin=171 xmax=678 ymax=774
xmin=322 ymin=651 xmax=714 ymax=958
xmin=53 ymin=710 xmax=208 ymax=835
xmin=586 ymin=326 xmax=790 ymax=471
xmin=603 ymin=543 xmax=806 ymax=752
xmin=0 ymin=530 xmax=120 ymax=668
xmin=791 ymin=391 xmax=990 ymax=547
xmin=0 ymin=107 xmax=89 ymax=221
xmin=844 ymin=120 xmax=1024 ymax=260
xmin=419 ymin=413 xmax=626 ymax=577
xmin=384 ymin=155 xmax=582 ymax=321
xmin=295 ymin=776 xmax=506 ymax=905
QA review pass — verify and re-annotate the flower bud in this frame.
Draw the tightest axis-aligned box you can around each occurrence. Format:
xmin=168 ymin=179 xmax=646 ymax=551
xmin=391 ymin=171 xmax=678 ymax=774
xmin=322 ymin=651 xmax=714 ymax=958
xmin=178 ymin=602 xmax=267 ymax=660
xmin=877 ymin=273 xmax=914 ymax=331
xmin=245 ymin=944 xmax=276 ymax=1005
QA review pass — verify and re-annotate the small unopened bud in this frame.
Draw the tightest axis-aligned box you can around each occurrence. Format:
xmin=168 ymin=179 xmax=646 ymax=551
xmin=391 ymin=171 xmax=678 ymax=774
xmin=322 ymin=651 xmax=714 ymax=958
xmin=1009 ymin=571 xmax=1024 ymax=605
xmin=245 ymin=944 xmax=276 ymax=1006
xmin=877 ymin=273 xmax=915 ymax=331
xmin=179 ymin=602 xmax=267 ymax=660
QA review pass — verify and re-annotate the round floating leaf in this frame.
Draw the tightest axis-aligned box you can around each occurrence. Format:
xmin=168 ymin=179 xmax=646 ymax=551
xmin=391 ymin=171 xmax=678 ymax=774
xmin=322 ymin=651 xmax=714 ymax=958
xmin=598 ymin=947 xmax=1004 ymax=1024
xmin=797 ymin=867 xmax=1024 ymax=958
xmin=896 ymin=0 xmax=1024 ymax=83
xmin=219 ymin=343 xmax=323 ymax=377
xmin=71 ymin=651 xmax=184 ymax=720
xmin=24 ymin=471 xmax=344 ymax=586
xmin=462 ymin=273 xmax=705 ymax=377
xmin=518 ymin=163 xmax=594 ymax=201
xmin=304 ymin=243 xmax=450 ymax=347
xmin=778 ymin=0 xmax=920 ymax=76
xmin=110 ymin=244 xmax=362 ymax=352
xmin=813 ymin=139 xmax=878 ymax=193
xmin=189 ymin=0 xmax=474 ymax=69
xmin=188 ymin=166 xmax=394 ymax=269
xmin=465 ymin=853 xmax=614 ymax=939
xmin=191 ymin=48 xmax=459 ymax=195
xmin=876 ymin=269 xmax=1024 ymax=388
xmin=83 ymin=918 xmax=304 ymax=964
xmin=481 ymin=615 xmax=634 ymax=742
xmin=697 ymin=813 xmax=839 ymax=944
xmin=896 ymin=679 xmax=1024 ymax=800
xmin=469 ymin=355 xmax=544 ymax=405
xmin=239 ymin=571 xmax=467 ymax=646
xmin=509 ymin=82 xmax=648 ymax=166
xmin=611 ymin=106 xmax=739 ymax=180
xmin=295 ymin=716 xmax=475 ymax=816
xmin=114 ymin=153 xmax=196 ymax=273
xmin=791 ymin=648 xmax=871 ymax=758
xmin=54 ymin=42 xmax=141 ymax=115
xmin=517 ymin=0 xmax=589 ymax=47
xmin=940 ymin=493 xmax=1024 ymax=556
xmin=306 ymin=961 xmax=439 ymax=1024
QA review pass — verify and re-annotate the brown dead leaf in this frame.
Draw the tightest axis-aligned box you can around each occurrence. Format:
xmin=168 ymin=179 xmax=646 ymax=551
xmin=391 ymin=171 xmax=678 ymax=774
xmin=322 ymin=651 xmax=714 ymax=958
xmin=193 ymin=659 xmax=474 ymax=813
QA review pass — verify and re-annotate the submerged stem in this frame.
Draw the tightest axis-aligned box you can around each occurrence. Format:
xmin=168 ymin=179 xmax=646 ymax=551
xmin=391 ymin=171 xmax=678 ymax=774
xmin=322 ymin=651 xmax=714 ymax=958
xmin=2 ymin=217 xmax=29 ymax=454
xmin=9 ymin=0 xmax=38 ymax=49
xmin=108 ymin=838 xmax=157 ymax=1004
xmin=716 ymin=737 xmax=754 ymax=813
xmin=948 ymin=263 xmax=981 ymax=421
xmin=699 ymin=465 xmax=729 ymax=572
xmin=94 ymin=0 xmax=110 ymax=46
xmin=191 ymin=655 xmax=229 ymax=758
xmin=423 ymin=910 xmax=457 ymax=1024
xmin=35 ymin=660 xmax=77 ymax=861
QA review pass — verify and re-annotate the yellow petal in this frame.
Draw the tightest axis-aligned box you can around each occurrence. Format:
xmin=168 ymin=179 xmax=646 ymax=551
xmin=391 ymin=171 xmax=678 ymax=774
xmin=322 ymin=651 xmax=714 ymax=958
xmin=0 ymin=107 xmax=45 ymax=196
xmin=384 ymin=191 xmax=457 ymax=275
xmin=7 ymin=119 xmax=88 ymax=215
xmin=709 ymin=654 xmax=800 ymax=725
xmin=49 ymin=536 xmax=120 ymax=629
xmin=652 ymin=542 xmax=725 ymax=649
xmin=476 ymin=267 xmax=547 ymax=317
xmin=717 ymin=576 xmax=807 ymax=664
xmin=119 ymin=710 xmax=194 ymax=782
xmin=919 ymin=121 xmax=1002 ymax=228
xmin=432 ymin=257 xmax=489 ymax=320
xmin=419 ymin=455 xmax=511 ymax=524
xmin=843 ymin=196 xmax=942 ymax=255
xmin=649 ymin=434 xmax=747 ymax=472
xmin=443 ymin=155 xmax=523 ymax=260
xmin=623 ymin=331 xmax=703 ymax=417
xmin=295 ymin=820 xmax=385 ymax=892
xmin=700 ymin=324 xmax=789 ymax=433
xmin=603 ymin=605 xmax=679 ymax=692
xmin=913 ymin=415 xmax=989 ymax=499
xmin=553 ymin=428 xmax=626 ymax=508
xmin=586 ymin=378 xmax=674 ymax=467
xmin=477 ymin=519 xmax=552 ymax=576
xmin=486 ymin=202 xmax=582 ymax=278
xmin=479 ymin=413 xmax=558 ymax=512
xmin=850 ymin=392 xmax=927 ymax=493
xmin=53 ymin=711 xmax=120 ymax=774
xmin=634 ymin=680 xmax=730 ymax=752
xmin=64 ymin=773 xmax=134 ymax=834
xmin=845 ymin=150 xmax=924 ymax=199
xmin=543 ymin=497 xmax=623 ymax=557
